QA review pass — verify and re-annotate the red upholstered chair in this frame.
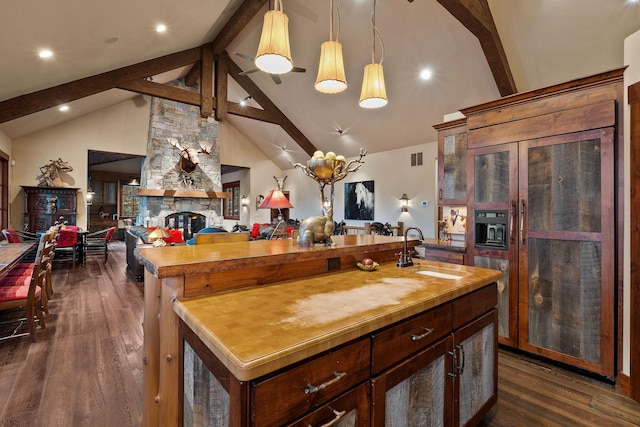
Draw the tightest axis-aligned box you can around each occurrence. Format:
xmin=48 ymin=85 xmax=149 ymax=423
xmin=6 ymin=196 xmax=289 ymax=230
xmin=54 ymin=228 xmax=81 ymax=268
xmin=83 ymin=227 xmax=116 ymax=263
xmin=0 ymin=230 xmax=55 ymax=341
xmin=2 ymin=229 xmax=38 ymax=243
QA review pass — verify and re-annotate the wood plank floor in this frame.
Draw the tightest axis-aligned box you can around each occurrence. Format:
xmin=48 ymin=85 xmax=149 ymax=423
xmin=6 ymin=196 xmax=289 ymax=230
xmin=0 ymin=241 xmax=638 ymax=426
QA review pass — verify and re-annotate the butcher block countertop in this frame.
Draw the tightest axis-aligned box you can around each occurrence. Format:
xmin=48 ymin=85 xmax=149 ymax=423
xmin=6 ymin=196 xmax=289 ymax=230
xmin=136 ymin=234 xmax=411 ymax=279
xmin=174 ymin=260 xmax=501 ymax=381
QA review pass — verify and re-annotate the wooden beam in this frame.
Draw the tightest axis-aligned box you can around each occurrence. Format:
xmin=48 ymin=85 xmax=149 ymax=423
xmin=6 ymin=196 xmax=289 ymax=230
xmin=185 ymin=0 xmax=268 ymax=86
xmin=227 ymin=103 xmax=279 ymax=123
xmin=226 ymin=52 xmax=317 ymax=156
xmin=200 ymin=45 xmax=214 ymax=118
xmin=436 ymin=0 xmax=516 ymax=96
xmin=215 ymin=54 xmax=229 ymax=121
xmin=117 ymin=79 xmax=201 ymax=106
xmin=0 ymin=47 xmax=202 ymax=124
xmin=210 ymin=0 xmax=268 ymax=56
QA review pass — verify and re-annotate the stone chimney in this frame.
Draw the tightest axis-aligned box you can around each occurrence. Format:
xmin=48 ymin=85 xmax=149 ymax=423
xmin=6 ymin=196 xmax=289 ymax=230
xmin=138 ymin=79 xmax=223 ymax=227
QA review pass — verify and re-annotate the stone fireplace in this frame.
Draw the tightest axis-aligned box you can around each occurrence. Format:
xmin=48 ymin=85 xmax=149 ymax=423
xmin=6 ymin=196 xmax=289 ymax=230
xmin=137 ymin=79 xmax=224 ymax=229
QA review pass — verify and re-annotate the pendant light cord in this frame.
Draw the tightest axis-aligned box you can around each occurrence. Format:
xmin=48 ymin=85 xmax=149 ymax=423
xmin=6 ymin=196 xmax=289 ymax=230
xmin=371 ymin=0 xmax=385 ymax=65
xmin=329 ymin=0 xmax=341 ymax=42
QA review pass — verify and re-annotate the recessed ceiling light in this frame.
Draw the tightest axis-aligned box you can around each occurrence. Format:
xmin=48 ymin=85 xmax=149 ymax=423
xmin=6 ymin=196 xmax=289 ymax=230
xmin=59 ymin=105 xmax=69 ymax=112
xmin=156 ymin=24 xmax=167 ymax=33
xmin=38 ymin=50 xmax=53 ymax=59
xmin=420 ymin=69 xmax=432 ymax=80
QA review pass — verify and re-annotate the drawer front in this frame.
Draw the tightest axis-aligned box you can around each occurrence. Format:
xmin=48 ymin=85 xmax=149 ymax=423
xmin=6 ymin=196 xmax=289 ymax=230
xmin=251 ymin=338 xmax=371 ymax=427
xmin=285 ymin=382 xmax=370 ymax=427
xmin=452 ymin=283 xmax=498 ymax=329
xmin=371 ymin=303 xmax=452 ymax=374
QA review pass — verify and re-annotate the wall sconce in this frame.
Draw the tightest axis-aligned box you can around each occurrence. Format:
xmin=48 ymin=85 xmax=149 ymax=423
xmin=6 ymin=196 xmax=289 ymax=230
xmin=241 ymin=195 xmax=249 ymax=207
xmin=86 ymin=189 xmax=95 ymax=205
xmin=256 ymin=194 xmax=265 ymax=210
xmin=400 ymin=193 xmax=409 ymax=212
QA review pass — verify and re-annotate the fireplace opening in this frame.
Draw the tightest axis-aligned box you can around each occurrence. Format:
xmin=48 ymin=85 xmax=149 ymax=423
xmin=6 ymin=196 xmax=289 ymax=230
xmin=165 ymin=211 xmax=206 ymax=241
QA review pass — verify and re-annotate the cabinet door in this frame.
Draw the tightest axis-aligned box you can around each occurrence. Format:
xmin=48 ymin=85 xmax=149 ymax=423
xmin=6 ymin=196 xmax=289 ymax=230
xmin=453 ymin=310 xmax=497 ymax=427
xmin=286 ymin=383 xmax=369 ymax=427
xmin=518 ymin=128 xmax=615 ymax=377
xmin=438 ymin=123 xmax=468 ymax=205
xmin=371 ymin=336 xmax=454 ymax=426
xmin=468 ymin=143 xmax=519 ymax=347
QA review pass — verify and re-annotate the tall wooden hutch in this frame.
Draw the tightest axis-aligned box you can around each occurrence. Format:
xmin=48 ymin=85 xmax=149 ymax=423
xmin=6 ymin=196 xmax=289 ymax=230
xmin=21 ymin=186 xmax=79 ymax=232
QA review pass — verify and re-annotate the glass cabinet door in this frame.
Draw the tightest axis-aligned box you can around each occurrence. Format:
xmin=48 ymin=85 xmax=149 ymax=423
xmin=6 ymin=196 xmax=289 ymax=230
xmin=438 ymin=122 xmax=468 ymax=205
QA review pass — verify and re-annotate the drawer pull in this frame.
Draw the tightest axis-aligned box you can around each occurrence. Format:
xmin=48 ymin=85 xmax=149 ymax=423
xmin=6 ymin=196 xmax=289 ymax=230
xmin=410 ymin=327 xmax=435 ymax=341
xmin=305 ymin=371 xmax=346 ymax=394
xmin=308 ymin=408 xmax=347 ymax=427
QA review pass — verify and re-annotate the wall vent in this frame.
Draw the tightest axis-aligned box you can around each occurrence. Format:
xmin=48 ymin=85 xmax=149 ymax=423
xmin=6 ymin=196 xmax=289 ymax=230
xmin=411 ymin=152 xmax=423 ymax=166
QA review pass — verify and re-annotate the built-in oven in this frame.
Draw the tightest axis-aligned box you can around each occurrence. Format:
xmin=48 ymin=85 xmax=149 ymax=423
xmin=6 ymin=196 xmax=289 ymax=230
xmin=474 ymin=210 xmax=508 ymax=250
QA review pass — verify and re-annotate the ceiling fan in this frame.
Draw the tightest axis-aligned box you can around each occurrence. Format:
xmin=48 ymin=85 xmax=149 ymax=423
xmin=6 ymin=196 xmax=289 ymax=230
xmin=267 ymin=142 xmax=300 ymax=154
xmin=233 ymin=52 xmax=306 ymax=84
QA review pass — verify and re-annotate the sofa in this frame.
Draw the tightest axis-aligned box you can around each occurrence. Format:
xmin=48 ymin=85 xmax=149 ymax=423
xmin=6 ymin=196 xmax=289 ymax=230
xmin=125 ymin=227 xmax=149 ymax=281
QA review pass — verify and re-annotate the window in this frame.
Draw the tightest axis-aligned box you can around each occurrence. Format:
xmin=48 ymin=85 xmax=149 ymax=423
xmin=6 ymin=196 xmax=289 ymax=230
xmin=121 ymin=183 xmax=140 ymax=218
xmin=223 ymin=181 xmax=240 ymax=220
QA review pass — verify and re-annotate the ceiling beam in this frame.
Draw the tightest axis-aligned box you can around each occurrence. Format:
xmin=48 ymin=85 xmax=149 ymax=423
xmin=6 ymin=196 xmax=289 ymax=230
xmin=226 ymin=52 xmax=317 ymax=157
xmin=185 ymin=0 xmax=268 ymax=87
xmin=436 ymin=0 xmax=516 ymax=96
xmin=117 ymin=79 xmax=202 ymax=106
xmin=0 ymin=47 xmax=202 ymax=124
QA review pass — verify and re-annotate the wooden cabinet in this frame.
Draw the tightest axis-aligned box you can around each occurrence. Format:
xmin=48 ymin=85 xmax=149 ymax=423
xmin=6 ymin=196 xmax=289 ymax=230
xmin=372 ymin=286 xmax=497 ymax=427
xmin=461 ymin=69 xmax=622 ymax=377
xmin=180 ymin=282 xmax=497 ymax=426
xmin=251 ymin=339 xmax=370 ymax=427
xmin=89 ymin=178 xmax=118 ymax=231
xmin=435 ymin=119 xmax=468 ymax=206
xmin=21 ymin=186 xmax=79 ymax=232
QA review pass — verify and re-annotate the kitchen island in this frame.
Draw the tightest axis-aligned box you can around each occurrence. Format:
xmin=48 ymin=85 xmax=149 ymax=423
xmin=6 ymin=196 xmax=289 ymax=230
xmin=136 ymin=235 xmax=500 ymax=426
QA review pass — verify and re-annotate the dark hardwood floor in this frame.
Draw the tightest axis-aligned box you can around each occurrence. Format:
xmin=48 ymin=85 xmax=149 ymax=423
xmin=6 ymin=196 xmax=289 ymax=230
xmin=0 ymin=241 xmax=144 ymax=426
xmin=0 ymin=241 xmax=638 ymax=426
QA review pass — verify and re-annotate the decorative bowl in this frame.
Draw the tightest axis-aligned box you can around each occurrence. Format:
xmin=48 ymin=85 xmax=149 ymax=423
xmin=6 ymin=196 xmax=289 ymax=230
xmin=357 ymin=261 xmax=379 ymax=271
xmin=307 ymin=158 xmax=336 ymax=180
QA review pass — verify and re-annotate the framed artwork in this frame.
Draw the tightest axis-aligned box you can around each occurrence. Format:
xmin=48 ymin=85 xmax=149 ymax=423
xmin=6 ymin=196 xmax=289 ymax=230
xmin=345 ymin=180 xmax=374 ymax=220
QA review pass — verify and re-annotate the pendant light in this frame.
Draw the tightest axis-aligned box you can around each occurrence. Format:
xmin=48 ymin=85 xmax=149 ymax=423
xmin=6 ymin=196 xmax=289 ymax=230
xmin=315 ymin=0 xmax=347 ymax=94
xmin=359 ymin=0 xmax=388 ymax=109
xmin=255 ymin=0 xmax=293 ymax=74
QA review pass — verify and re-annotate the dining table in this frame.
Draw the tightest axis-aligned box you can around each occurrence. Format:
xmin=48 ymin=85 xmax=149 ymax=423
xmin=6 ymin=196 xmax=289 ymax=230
xmin=0 ymin=242 xmax=37 ymax=277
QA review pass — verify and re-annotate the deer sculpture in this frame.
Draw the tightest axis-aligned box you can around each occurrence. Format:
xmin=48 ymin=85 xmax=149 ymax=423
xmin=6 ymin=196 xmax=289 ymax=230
xmin=36 ymin=158 xmax=73 ymax=187
xmin=297 ymin=207 xmax=335 ymax=247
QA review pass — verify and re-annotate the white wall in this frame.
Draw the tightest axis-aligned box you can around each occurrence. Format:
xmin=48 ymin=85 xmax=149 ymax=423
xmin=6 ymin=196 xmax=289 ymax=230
xmin=218 ymin=121 xmax=284 ymax=226
xmin=0 ymin=130 xmax=11 ymax=157
xmin=8 ymin=97 xmax=286 ymax=231
xmin=10 ymin=96 xmax=151 ymax=229
xmin=622 ymin=29 xmax=640 ymax=377
xmin=283 ymin=142 xmax=439 ymax=238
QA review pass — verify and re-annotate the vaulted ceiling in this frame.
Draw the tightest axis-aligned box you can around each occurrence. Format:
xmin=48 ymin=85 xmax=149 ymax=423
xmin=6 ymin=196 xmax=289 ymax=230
xmin=1 ymin=0 xmax=639 ymax=170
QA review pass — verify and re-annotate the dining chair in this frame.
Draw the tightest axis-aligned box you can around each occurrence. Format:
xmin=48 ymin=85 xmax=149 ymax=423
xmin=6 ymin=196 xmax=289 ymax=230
xmin=83 ymin=227 xmax=116 ymax=263
xmin=2 ymin=234 xmax=56 ymax=314
xmin=0 ymin=230 xmax=54 ymax=341
xmin=1 ymin=229 xmax=38 ymax=243
xmin=54 ymin=228 xmax=81 ymax=268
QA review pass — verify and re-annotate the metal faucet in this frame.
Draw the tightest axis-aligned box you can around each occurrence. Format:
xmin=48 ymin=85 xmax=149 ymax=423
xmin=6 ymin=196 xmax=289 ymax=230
xmin=397 ymin=226 xmax=424 ymax=267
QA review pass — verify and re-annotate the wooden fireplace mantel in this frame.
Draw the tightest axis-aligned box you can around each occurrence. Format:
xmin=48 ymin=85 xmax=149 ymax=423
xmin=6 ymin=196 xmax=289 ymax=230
xmin=134 ymin=189 xmax=230 ymax=199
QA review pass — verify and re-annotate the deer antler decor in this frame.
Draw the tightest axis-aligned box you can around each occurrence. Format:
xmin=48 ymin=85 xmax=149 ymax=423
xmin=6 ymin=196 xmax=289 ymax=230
xmin=167 ymin=137 xmax=213 ymax=176
xmin=290 ymin=148 xmax=366 ymax=217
